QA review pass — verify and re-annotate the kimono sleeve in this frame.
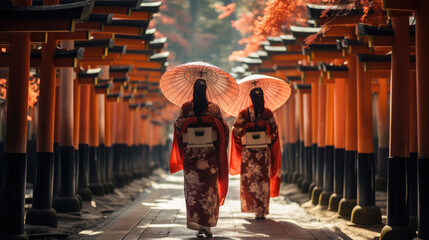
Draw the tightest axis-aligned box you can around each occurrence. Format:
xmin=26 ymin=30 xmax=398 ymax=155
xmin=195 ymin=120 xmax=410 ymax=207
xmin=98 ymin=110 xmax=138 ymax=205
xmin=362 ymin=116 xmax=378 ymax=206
xmin=267 ymin=111 xmax=281 ymax=197
xmin=229 ymin=111 xmax=246 ymax=175
xmin=169 ymin=106 xmax=186 ymax=173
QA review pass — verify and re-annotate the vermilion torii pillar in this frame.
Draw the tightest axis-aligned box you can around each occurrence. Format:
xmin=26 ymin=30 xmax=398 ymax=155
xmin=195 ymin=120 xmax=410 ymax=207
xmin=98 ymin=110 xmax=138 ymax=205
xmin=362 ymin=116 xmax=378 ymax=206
xmin=300 ymin=87 xmax=312 ymax=194
xmin=122 ymin=102 xmax=133 ymax=184
xmin=0 ymin=1 xmax=31 ymax=239
xmin=98 ymin=65 xmax=114 ymax=193
xmin=408 ymin=72 xmax=417 ymax=229
xmin=88 ymin=85 xmax=105 ymax=196
xmin=415 ymin=1 xmax=429 ymax=238
xmin=283 ymin=102 xmax=291 ymax=182
xmin=319 ymin=83 xmax=335 ymax=207
xmin=311 ymin=83 xmax=326 ymax=206
xmin=275 ymin=104 xmax=288 ymax=181
xmin=308 ymin=82 xmax=318 ymax=197
xmin=104 ymin=96 xmax=115 ymax=192
xmin=113 ymin=102 xmax=126 ymax=188
xmin=380 ymin=16 xmax=416 ymax=240
xmin=78 ymin=85 xmax=92 ymax=201
xmin=140 ymin=114 xmax=151 ymax=176
xmin=53 ymin=84 xmax=61 ymax=197
xmin=53 ymin=40 xmax=80 ymax=213
xmin=288 ymin=92 xmax=298 ymax=183
xmin=375 ymin=78 xmax=389 ymax=192
xmin=350 ymin=56 xmax=381 ymax=225
xmin=73 ymin=76 xmax=81 ymax=206
xmin=338 ymin=53 xmax=358 ymax=219
xmin=297 ymin=92 xmax=305 ymax=187
xmin=132 ymin=106 xmax=142 ymax=178
xmin=329 ymin=78 xmax=346 ymax=211
xmin=26 ymin=31 xmax=58 ymax=227
xmin=124 ymin=103 xmax=134 ymax=181
xmin=97 ymin=93 xmax=109 ymax=194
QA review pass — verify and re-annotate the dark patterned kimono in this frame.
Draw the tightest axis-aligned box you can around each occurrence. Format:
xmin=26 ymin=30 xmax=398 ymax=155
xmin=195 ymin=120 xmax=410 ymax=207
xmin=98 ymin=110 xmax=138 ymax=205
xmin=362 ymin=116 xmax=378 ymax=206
xmin=230 ymin=107 xmax=280 ymax=215
xmin=170 ymin=102 xmax=229 ymax=227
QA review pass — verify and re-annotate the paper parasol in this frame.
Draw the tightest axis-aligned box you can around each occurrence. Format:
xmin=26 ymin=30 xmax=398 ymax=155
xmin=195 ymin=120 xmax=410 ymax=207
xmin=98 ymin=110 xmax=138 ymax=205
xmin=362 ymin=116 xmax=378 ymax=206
xmin=160 ymin=61 xmax=238 ymax=108
xmin=223 ymin=74 xmax=291 ymax=117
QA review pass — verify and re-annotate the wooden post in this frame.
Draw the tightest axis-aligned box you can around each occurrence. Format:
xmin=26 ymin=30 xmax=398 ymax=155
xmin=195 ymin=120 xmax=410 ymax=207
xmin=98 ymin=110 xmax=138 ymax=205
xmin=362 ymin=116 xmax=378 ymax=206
xmin=297 ymin=92 xmax=305 ymax=186
xmin=275 ymin=105 xmax=286 ymax=180
xmin=0 ymin=1 xmax=31 ymax=239
xmin=375 ymin=78 xmax=389 ymax=192
xmin=380 ymin=16 xmax=416 ymax=239
xmin=320 ymin=83 xmax=335 ymax=207
xmin=26 ymin=30 xmax=59 ymax=227
xmin=112 ymin=102 xmax=125 ymax=188
xmin=122 ymin=102 xmax=132 ymax=184
xmin=308 ymin=82 xmax=319 ymax=197
xmin=408 ymin=72 xmax=418 ymax=229
xmin=53 ymin=86 xmax=60 ymax=197
xmin=311 ymin=83 xmax=326 ymax=206
xmin=301 ymin=93 xmax=312 ymax=193
xmin=104 ymin=96 xmax=115 ymax=192
xmin=151 ymin=119 xmax=160 ymax=168
xmin=288 ymin=92 xmax=298 ymax=183
xmin=132 ymin=108 xmax=142 ymax=178
xmin=125 ymin=104 xmax=135 ymax=180
xmin=280 ymin=105 xmax=288 ymax=178
xmin=283 ymin=102 xmax=291 ymax=182
xmin=351 ymin=56 xmax=381 ymax=225
xmin=77 ymin=84 xmax=92 ymax=201
xmin=339 ymin=53 xmax=358 ymax=218
xmin=72 ymin=78 xmax=80 ymax=200
xmin=52 ymin=41 xmax=80 ymax=214
xmin=88 ymin=85 xmax=104 ymax=196
xmin=140 ymin=115 xmax=151 ymax=176
xmin=97 ymin=93 xmax=108 ymax=194
xmin=414 ymin=3 xmax=429 ymax=237
xmin=329 ymin=78 xmax=346 ymax=211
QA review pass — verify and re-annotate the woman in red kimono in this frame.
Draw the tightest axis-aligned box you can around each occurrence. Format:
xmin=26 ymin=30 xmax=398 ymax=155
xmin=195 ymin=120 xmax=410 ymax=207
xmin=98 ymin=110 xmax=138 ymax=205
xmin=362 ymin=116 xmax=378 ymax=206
xmin=169 ymin=79 xmax=229 ymax=237
xmin=229 ymin=87 xmax=281 ymax=220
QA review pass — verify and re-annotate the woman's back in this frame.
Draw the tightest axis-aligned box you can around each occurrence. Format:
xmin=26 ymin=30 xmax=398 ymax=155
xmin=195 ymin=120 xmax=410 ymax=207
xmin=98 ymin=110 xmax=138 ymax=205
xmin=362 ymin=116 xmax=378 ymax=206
xmin=175 ymin=102 xmax=226 ymax=132
xmin=172 ymin=100 xmax=229 ymax=229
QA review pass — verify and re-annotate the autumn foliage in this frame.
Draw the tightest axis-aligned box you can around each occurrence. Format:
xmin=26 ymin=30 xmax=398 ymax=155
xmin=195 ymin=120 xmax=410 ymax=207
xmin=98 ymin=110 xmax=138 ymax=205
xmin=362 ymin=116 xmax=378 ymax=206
xmin=254 ymin=0 xmax=297 ymax=36
xmin=228 ymin=0 xmax=320 ymax=61
xmin=0 ymin=76 xmax=40 ymax=121
xmin=0 ymin=78 xmax=6 ymax=100
xmin=226 ymin=0 xmax=386 ymax=59
xmin=215 ymin=3 xmax=236 ymax=20
xmin=320 ymin=0 xmax=384 ymax=23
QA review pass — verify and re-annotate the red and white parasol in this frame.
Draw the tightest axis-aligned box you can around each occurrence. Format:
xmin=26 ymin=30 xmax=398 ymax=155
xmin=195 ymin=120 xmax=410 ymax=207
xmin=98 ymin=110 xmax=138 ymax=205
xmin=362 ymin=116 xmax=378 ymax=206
xmin=160 ymin=61 xmax=238 ymax=108
xmin=223 ymin=74 xmax=291 ymax=117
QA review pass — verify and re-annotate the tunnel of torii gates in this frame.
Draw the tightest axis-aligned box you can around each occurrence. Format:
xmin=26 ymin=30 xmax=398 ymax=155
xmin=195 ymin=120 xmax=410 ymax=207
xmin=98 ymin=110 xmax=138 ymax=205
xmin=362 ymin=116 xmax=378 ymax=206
xmin=230 ymin=1 xmax=429 ymax=240
xmin=0 ymin=1 xmax=175 ymax=239
xmin=0 ymin=0 xmax=429 ymax=240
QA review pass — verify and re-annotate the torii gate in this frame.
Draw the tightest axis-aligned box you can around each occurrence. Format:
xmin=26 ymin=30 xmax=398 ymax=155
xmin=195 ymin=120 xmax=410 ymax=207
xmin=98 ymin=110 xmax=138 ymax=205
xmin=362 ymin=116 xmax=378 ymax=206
xmin=0 ymin=1 xmax=94 ymax=239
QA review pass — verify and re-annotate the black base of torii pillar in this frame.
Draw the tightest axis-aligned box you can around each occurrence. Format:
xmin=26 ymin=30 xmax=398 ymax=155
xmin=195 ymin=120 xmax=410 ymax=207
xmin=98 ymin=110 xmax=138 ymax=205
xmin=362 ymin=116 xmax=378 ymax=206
xmin=329 ymin=148 xmax=345 ymax=211
xmin=338 ymin=150 xmax=357 ymax=219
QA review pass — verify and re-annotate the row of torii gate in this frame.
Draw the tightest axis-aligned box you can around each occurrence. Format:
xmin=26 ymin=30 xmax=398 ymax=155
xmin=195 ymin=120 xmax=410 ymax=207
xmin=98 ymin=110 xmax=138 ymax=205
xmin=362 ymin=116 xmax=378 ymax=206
xmin=0 ymin=1 xmax=173 ymax=239
xmin=231 ymin=2 xmax=428 ymax=240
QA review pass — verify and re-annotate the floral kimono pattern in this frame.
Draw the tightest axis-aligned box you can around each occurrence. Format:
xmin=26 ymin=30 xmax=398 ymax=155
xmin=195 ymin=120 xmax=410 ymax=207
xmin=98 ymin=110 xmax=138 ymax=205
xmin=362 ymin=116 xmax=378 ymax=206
xmin=231 ymin=107 xmax=279 ymax=215
xmin=173 ymin=102 xmax=229 ymax=227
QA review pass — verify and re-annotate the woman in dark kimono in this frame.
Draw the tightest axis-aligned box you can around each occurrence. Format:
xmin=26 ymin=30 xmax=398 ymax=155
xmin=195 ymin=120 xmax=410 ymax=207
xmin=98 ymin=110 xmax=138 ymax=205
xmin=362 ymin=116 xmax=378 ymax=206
xmin=169 ymin=79 xmax=229 ymax=237
xmin=229 ymin=87 xmax=281 ymax=220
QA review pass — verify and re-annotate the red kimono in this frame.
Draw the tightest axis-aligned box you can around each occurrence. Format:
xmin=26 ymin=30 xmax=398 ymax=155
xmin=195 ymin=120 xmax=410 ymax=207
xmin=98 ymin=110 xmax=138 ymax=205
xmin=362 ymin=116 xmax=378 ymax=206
xmin=229 ymin=107 xmax=281 ymax=215
xmin=170 ymin=102 xmax=229 ymax=227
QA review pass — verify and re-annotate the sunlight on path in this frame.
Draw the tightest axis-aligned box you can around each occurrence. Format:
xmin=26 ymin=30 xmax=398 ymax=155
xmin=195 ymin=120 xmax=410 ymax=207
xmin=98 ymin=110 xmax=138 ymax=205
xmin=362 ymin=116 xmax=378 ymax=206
xmin=120 ymin=172 xmax=344 ymax=240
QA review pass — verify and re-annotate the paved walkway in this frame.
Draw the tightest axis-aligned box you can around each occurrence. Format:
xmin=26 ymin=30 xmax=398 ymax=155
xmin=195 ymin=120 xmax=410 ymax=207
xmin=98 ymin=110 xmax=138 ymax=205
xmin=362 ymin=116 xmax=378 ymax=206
xmin=77 ymin=172 xmax=350 ymax=240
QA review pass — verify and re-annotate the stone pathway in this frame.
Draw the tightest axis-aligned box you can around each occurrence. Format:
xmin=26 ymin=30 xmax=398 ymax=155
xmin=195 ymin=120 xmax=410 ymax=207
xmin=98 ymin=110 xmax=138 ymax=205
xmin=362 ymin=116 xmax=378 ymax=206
xmin=75 ymin=172 xmax=351 ymax=240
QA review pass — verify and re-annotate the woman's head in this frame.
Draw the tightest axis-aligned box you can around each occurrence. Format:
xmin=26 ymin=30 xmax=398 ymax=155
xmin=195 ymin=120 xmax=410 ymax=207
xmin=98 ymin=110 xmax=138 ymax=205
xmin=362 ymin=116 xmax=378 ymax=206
xmin=193 ymin=78 xmax=208 ymax=116
xmin=250 ymin=87 xmax=264 ymax=119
